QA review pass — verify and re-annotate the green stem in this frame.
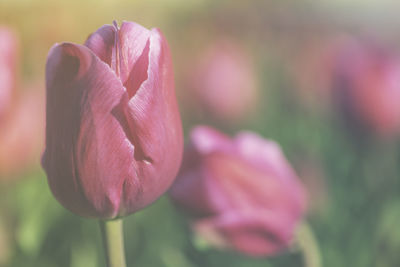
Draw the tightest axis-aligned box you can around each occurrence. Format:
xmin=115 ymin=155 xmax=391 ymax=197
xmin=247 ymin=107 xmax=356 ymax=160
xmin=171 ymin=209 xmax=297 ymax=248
xmin=296 ymin=222 xmax=322 ymax=267
xmin=99 ymin=219 xmax=127 ymax=267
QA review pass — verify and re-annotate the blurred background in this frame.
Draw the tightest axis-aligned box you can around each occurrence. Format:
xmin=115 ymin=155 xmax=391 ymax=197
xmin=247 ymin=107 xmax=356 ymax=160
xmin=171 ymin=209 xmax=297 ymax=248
xmin=1 ymin=0 xmax=400 ymax=266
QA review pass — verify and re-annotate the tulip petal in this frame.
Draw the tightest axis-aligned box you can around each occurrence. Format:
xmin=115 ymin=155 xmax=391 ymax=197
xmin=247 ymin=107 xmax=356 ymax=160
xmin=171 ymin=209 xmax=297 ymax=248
xmin=203 ymin=152 xmax=302 ymax=216
xmin=85 ymin=22 xmax=151 ymax=99
xmin=234 ymin=132 xmax=307 ymax=214
xmin=169 ymin=148 xmax=226 ymax=216
xmin=43 ymin=42 xmax=141 ymax=219
xmin=118 ymin=21 xmax=151 ymax=96
xmin=115 ymin=28 xmax=183 ymax=213
xmin=84 ymin=24 xmax=116 ymax=67
xmin=194 ymin=211 xmax=295 ymax=257
xmin=235 ymin=132 xmax=294 ymax=178
xmin=190 ymin=126 xmax=233 ymax=154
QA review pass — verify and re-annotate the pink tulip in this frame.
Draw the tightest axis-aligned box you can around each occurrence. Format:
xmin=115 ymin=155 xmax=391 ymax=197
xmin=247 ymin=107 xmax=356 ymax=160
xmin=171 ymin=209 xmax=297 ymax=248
xmin=332 ymin=37 xmax=400 ymax=136
xmin=0 ymin=84 xmax=44 ymax=177
xmin=42 ymin=21 xmax=183 ymax=219
xmin=0 ymin=27 xmax=18 ymax=121
xmin=0 ymin=27 xmax=44 ymax=178
xmin=187 ymin=40 xmax=258 ymax=122
xmin=169 ymin=126 xmax=306 ymax=257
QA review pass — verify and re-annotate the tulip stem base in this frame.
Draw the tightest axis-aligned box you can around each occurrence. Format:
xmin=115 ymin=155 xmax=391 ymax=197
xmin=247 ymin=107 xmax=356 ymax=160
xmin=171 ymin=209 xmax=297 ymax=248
xmin=99 ymin=219 xmax=127 ymax=267
xmin=296 ymin=222 xmax=322 ymax=267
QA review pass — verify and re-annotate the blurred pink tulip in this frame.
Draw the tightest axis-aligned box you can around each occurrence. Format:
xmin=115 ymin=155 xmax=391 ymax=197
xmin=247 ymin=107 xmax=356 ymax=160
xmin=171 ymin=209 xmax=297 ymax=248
xmin=188 ymin=40 xmax=258 ymax=122
xmin=0 ymin=84 xmax=44 ymax=177
xmin=170 ymin=126 xmax=306 ymax=257
xmin=332 ymin=37 xmax=400 ymax=137
xmin=0 ymin=27 xmax=44 ymax=178
xmin=42 ymin=21 xmax=183 ymax=219
xmin=0 ymin=27 xmax=18 ymax=121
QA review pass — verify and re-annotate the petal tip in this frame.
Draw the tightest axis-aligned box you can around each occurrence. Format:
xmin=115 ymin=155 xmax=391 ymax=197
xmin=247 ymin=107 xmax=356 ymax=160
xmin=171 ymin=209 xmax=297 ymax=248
xmin=46 ymin=43 xmax=93 ymax=85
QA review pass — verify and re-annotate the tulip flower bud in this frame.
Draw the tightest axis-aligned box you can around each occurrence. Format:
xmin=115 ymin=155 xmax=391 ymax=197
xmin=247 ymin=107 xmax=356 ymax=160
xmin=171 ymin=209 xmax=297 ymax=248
xmin=42 ymin=21 xmax=183 ymax=219
xmin=169 ymin=126 xmax=306 ymax=257
xmin=331 ymin=37 xmax=400 ymax=137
